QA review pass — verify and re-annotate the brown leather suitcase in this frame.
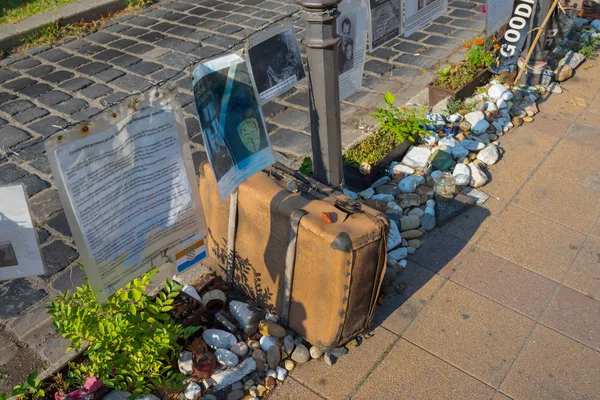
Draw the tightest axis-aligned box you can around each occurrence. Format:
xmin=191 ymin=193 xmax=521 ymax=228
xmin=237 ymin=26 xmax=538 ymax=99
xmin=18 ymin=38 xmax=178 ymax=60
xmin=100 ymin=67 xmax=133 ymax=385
xmin=198 ymin=162 xmax=389 ymax=350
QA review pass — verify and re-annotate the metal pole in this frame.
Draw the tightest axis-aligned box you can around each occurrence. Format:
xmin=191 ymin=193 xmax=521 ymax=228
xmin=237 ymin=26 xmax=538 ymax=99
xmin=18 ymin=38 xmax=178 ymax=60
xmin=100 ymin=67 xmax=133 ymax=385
xmin=296 ymin=0 xmax=344 ymax=187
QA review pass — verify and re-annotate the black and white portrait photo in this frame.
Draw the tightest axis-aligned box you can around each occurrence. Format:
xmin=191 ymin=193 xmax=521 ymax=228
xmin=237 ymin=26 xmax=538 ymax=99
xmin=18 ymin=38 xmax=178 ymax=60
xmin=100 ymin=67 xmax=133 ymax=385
xmin=338 ymin=15 xmax=356 ymax=75
xmin=248 ymin=27 xmax=305 ymax=103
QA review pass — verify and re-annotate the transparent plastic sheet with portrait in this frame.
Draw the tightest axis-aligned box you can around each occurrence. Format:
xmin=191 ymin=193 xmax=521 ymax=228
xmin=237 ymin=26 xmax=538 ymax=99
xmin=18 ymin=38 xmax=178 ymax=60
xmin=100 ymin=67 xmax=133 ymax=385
xmin=192 ymin=53 xmax=275 ymax=200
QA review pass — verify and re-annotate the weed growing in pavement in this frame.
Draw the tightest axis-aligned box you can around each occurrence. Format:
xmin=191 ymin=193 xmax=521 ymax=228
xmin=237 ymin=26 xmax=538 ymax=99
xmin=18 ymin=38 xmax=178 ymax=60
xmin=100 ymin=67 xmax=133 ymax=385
xmin=14 ymin=0 xmax=152 ymax=51
xmin=0 ymin=0 xmax=76 ymax=25
xmin=444 ymin=98 xmax=476 ymax=115
xmin=344 ymin=92 xmax=429 ymax=166
xmin=48 ymin=269 xmax=199 ymax=397
xmin=0 ymin=371 xmax=45 ymax=400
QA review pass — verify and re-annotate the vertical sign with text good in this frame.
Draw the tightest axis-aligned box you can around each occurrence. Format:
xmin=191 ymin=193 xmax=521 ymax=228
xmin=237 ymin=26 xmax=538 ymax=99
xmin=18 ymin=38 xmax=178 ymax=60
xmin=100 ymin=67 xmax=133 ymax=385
xmin=486 ymin=0 xmax=516 ymax=38
xmin=0 ymin=184 xmax=46 ymax=281
xmin=338 ymin=0 xmax=369 ymax=100
xmin=368 ymin=0 xmax=403 ymax=51
xmin=193 ymin=54 xmax=275 ymax=200
xmin=45 ymin=85 xmax=208 ymax=302
xmin=246 ymin=23 xmax=306 ymax=104
xmin=404 ymin=0 xmax=448 ymax=37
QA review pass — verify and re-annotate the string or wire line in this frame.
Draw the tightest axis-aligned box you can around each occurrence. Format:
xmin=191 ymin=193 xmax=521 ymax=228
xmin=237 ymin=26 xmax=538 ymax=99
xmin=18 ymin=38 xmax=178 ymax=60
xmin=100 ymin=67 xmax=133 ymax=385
xmin=1 ymin=8 xmax=302 ymax=162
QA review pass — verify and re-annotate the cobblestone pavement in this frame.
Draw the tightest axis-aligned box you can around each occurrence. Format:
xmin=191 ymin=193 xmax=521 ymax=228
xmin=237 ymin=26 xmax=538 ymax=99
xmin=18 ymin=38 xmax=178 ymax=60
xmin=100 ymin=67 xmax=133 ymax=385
xmin=273 ymin=65 xmax=600 ymax=398
xmin=0 ymin=0 xmax=487 ymax=390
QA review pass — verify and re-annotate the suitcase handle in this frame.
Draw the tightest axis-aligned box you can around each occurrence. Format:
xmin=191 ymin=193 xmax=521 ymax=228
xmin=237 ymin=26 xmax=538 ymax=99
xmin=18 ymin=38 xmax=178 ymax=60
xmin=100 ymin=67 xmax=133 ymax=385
xmin=270 ymin=162 xmax=364 ymax=216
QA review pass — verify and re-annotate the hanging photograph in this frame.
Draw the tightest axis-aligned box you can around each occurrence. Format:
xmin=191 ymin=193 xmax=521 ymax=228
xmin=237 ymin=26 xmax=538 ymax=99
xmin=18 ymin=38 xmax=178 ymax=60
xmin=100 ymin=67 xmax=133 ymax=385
xmin=247 ymin=23 xmax=305 ymax=104
xmin=193 ymin=53 xmax=275 ymax=199
xmin=404 ymin=0 xmax=448 ymax=37
xmin=45 ymin=85 xmax=207 ymax=302
xmin=369 ymin=0 xmax=403 ymax=51
xmin=0 ymin=184 xmax=46 ymax=281
xmin=338 ymin=0 xmax=369 ymax=100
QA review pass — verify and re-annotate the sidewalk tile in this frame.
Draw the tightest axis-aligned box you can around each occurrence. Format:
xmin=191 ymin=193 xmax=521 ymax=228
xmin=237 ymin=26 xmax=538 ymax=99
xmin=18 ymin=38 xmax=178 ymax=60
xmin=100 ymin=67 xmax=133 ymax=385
xmin=438 ymin=197 xmax=505 ymax=244
xmin=563 ymin=238 xmax=600 ymax=300
xmin=353 ymin=339 xmax=495 ymax=399
xmin=451 ymin=248 xmax=558 ymax=320
xmin=542 ymin=286 xmax=600 ymax=352
xmin=496 ymin=125 xmax=559 ymax=166
xmin=407 ymin=231 xmax=472 ymax=278
xmin=291 ymin=327 xmax=396 ymax=400
xmin=520 ymin=111 xmax=572 ymax=139
xmin=481 ymin=160 xmax=532 ymax=202
xmin=374 ymin=262 xmax=446 ymax=335
xmin=493 ymin=393 xmax=512 ymax=400
xmin=269 ymin=378 xmax=322 ymax=400
xmin=478 ymin=206 xmax=586 ymax=282
xmin=537 ymin=91 xmax=588 ymax=121
xmin=501 ymin=325 xmax=600 ymax=400
xmin=514 ymin=170 xmax=600 ymax=233
xmin=538 ymin=124 xmax=600 ymax=191
xmin=404 ymin=281 xmax=534 ymax=387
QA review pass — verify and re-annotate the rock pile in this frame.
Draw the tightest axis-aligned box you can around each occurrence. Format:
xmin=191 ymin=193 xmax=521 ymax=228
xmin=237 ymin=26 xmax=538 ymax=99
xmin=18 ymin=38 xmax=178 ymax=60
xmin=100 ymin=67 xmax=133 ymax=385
xmin=169 ymin=274 xmax=356 ymax=400
xmin=344 ymin=80 xmax=548 ymax=298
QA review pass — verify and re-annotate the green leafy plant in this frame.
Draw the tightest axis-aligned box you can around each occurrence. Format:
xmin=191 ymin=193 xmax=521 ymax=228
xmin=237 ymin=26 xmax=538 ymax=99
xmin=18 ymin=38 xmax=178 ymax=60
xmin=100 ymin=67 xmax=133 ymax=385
xmin=0 ymin=371 xmax=45 ymax=400
xmin=443 ymin=98 xmax=476 ymax=115
xmin=433 ymin=37 xmax=496 ymax=90
xmin=299 ymin=157 xmax=313 ymax=175
xmin=344 ymin=92 xmax=429 ymax=166
xmin=576 ymin=31 xmax=600 ymax=59
xmin=48 ymin=269 xmax=199 ymax=397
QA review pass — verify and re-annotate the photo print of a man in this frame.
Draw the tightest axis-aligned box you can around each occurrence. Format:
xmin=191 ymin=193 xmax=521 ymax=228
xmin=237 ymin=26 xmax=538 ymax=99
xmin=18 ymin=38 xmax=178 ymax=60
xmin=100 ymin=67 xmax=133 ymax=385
xmin=248 ymin=28 xmax=305 ymax=100
xmin=338 ymin=16 xmax=355 ymax=74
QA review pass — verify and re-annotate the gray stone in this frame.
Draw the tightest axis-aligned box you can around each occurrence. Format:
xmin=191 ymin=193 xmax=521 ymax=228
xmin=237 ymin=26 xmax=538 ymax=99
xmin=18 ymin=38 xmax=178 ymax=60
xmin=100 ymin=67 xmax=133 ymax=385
xmin=283 ymin=335 xmax=295 ymax=355
xmin=401 ymin=147 xmax=432 ymax=170
xmin=420 ymin=213 xmax=436 ymax=231
xmin=291 ymin=343 xmax=310 ymax=364
xmin=202 ymin=329 xmax=236 ymax=350
xmin=259 ymin=335 xmax=278 ymax=352
xmin=477 ymin=144 xmax=500 ymax=165
xmin=216 ymin=348 xmax=239 ymax=368
xmin=468 ymin=162 xmax=489 ymax=187
xmin=276 ymin=365 xmax=288 ymax=381
xmin=388 ymin=247 xmax=408 ymax=261
xmin=266 ymin=344 xmax=280 ymax=369
xmin=399 ymin=215 xmax=420 ymax=231
xmin=178 ymin=351 xmax=193 ymax=375
xmin=184 ymin=383 xmax=201 ymax=400
xmin=103 ymin=391 xmax=131 ymax=400
xmin=229 ymin=301 xmax=263 ymax=334
xmin=212 ymin=358 xmax=257 ymax=391
xmin=310 ymin=345 xmax=324 ymax=359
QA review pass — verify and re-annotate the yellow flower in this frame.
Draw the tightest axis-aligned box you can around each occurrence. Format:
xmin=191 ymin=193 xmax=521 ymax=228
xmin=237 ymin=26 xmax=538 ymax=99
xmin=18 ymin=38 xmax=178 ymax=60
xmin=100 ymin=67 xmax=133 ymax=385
xmin=464 ymin=42 xmax=472 ymax=49
xmin=493 ymin=44 xmax=500 ymax=51
xmin=401 ymin=106 xmax=409 ymax=111
xmin=473 ymin=38 xmax=485 ymax=46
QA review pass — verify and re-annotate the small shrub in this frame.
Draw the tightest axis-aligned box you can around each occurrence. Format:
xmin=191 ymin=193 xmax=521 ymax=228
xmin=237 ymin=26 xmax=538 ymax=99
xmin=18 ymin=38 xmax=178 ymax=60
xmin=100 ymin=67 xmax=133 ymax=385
xmin=344 ymin=92 xmax=429 ymax=166
xmin=0 ymin=371 xmax=45 ymax=400
xmin=433 ymin=37 xmax=496 ymax=90
xmin=48 ymin=269 xmax=199 ymax=397
xmin=299 ymin=157 xmax=313 ymax=175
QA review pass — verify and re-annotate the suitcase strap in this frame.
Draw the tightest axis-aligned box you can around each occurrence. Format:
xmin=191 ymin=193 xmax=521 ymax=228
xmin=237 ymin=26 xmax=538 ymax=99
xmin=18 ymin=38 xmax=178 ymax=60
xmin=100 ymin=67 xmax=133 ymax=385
xmin=226 ymin=189 xmax=238 ymax=284
xmin=281 ymin=209 xmax=308 ymax=323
